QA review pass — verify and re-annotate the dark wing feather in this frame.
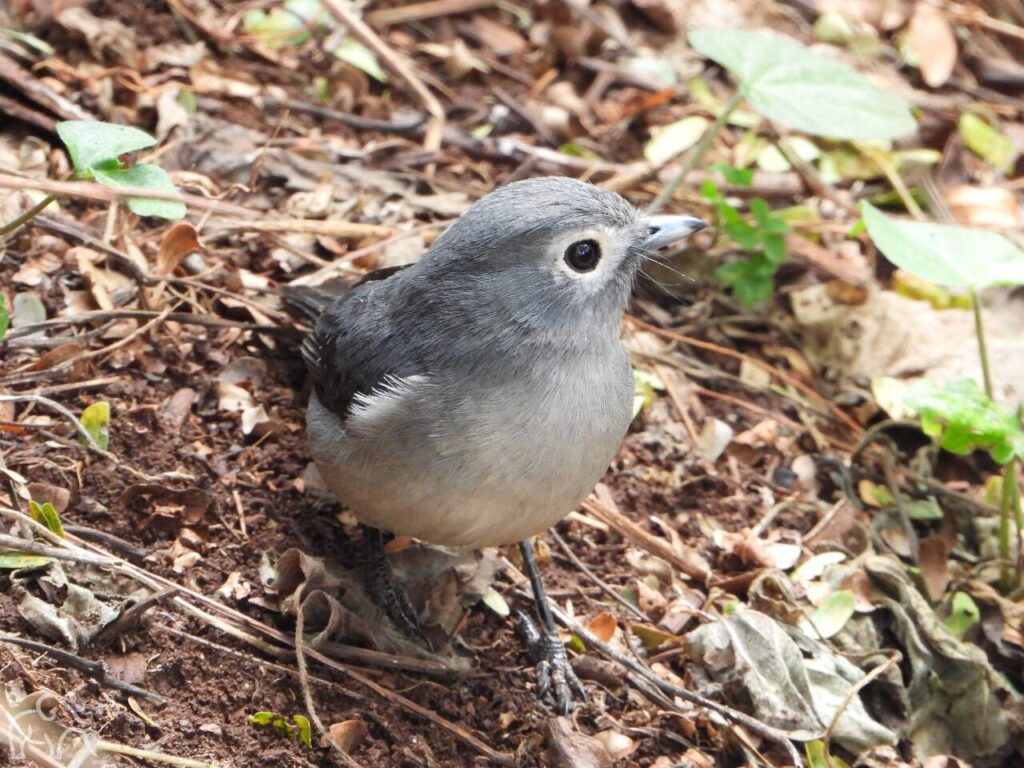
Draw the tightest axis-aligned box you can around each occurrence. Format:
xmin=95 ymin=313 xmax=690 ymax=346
xmin=298 ymin=265 xmax=420 ymax=419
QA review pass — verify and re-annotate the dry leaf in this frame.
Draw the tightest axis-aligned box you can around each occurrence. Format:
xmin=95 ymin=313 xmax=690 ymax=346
xmin=586 ymin=612 xmax=617 ymax=643
xmin=945 ymin=185 xmax=1022 ymax=229
xmin=328 ymin=719 xmax=369 ymax=753
xmin=593 ymin=730 xmax=636 ymax=760
xmin=156 ymin=222 xmax=201 ymax=275
xmin=908 ymin=2 xmax=957 ymax=88
xmin=919 ymin=534 xmax=951 ymax=601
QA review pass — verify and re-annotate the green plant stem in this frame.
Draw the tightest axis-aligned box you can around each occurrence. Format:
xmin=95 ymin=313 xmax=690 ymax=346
xmin=970 ymin=288 xmax=994 ymax=399
xmin=0 ymin=194 xmax=55 ymax=237
xmin=999 ymin=462 xmax=1018 ymax=592
xmin=650 ymin=91 xmax=744 ymax=212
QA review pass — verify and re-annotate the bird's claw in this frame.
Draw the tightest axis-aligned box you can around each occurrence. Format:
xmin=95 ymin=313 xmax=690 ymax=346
xmin=514 ymin=609 xmax=585 ymax=714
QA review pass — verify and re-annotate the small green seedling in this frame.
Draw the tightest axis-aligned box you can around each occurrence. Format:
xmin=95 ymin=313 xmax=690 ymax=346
xmin=249 ymin=711 xmax=313 ymax=748
xmin=863 ymin=201 xmax=1024 ymax=590
xmin=56 ymin=121 xmax=185 ymax=220
xmin=29 ymin=499 xmax=65 ymax=538
xmin=79 ymin=401 xmax=111 ymax=451
xmin=0 ymin=294 xmax=8 ymax=342
xmin=944 ymin=591 xmax=981 ymax=640
xmin=701 ymin=169 xmax=790 ymax=304
xmin=0 ymin=499 xmax=65 ymax=570
xmin=904 ymin=379 xmax=1024 ymax=465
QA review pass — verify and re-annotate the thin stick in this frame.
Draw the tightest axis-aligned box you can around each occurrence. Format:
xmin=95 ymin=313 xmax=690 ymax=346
xmin=0 ymin=394 xmax=101 ymax=450
xmin=95 ymin=740 xmax=222 ymax=768
xmin=0 ymin=194 xmax=55 ymax=236
xmin=971 ymin=288 xmax=994 ymax=398
xmin=0 ymin=172 xmax=256 ymax=218
xmin=320 ymin=0 xmax=445 ymax=150
xmin=213 ymin=218 xmax=395 ymax=239
xmin=511 ymin=582 xmax=805 ymax=767
xmin=581 ymin=498 xmax=710 ymax=581
xmin=366 ymin=0 xmax=495 ymax=26
xmin=821 ymin=654 xmax=900 ymax=768
xmin=550 ymin=529 xmax=646 ymax=620
xmin=650 ymin=92 xmax=744 ymax=212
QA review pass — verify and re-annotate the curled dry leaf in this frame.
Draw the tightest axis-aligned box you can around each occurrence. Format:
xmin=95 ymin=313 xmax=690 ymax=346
xmin=907 ymin=2 xmax=957 ymax=88
xmin=328 ymin=719 xmax=369 ymax=753
xmin=593 ymin=730 xmax=636 ymax=760
xmin=156 ymin=222 xmax=201 ymax=275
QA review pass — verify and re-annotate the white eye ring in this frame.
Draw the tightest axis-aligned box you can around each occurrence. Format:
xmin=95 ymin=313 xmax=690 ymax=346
xmin=564 ymin=239 xmax=601 ymax=272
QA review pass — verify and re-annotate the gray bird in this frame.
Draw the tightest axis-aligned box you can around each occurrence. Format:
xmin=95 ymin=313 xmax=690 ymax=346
xmin=295 ymin=176 xmax=705 ymax=711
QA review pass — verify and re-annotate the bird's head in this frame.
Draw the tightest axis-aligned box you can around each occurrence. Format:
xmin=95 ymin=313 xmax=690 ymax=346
xmin=413 ymin=177 xmax=706 ymax=341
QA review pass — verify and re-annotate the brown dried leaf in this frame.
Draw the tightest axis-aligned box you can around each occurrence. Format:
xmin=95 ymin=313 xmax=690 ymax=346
xmin=156 ymin=222 xmax=200 ymax=275
xmin=919 ymin=534 xmax=951 ymax=601
xmin=586 ymin=611 xmax=617 ymax=643
xmin=546 ymin=716 xmax=612 ymax=768
xmin=908 ymin=2 xmax=957 ymax=88
xmin=328 ymin=719 xmax=369 ymax=753
xmin=945 ymin=185 xmax=1022 ymax=229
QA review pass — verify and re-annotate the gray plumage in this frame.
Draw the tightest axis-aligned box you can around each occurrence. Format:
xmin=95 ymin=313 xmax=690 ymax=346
xmin=302 ymin=177 xmax=704 ymax=548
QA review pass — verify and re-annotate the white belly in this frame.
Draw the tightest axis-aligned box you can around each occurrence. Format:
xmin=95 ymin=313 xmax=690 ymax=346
xmin=307 ymin=365 xmax=631 ymax=547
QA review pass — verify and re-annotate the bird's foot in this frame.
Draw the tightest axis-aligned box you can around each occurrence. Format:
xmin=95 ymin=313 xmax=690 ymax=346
xmin=513 ymin=608 xmax=585 ymax=715
xmin=363 ymin=527 xmax=429 ymax=646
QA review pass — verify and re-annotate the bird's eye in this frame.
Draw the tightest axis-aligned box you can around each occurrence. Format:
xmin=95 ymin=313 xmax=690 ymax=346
xmin=564 ymin=239 xmax=601 ymax=272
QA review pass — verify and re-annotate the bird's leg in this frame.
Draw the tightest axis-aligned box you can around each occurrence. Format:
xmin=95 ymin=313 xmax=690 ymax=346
xmin=513 ymin=538 xmax=585 ymax=714
xmin=362 ymin=525 xmax=428 ymax=645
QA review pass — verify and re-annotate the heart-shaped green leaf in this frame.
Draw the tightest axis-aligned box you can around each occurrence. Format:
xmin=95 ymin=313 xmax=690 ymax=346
xmin=688 ymin=28 xmax=916 ymax=140
xmin=861 ymin=202 xmax=1024 ymax=289
xmin=56 ymin=121 xmax=157 ymax=175
xmin=93 ymin=165 xmax=186 ymax=220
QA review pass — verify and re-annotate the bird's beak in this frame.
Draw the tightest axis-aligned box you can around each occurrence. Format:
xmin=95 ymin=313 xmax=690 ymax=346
xmin=640 ymin=215 xmax=708 ymax=250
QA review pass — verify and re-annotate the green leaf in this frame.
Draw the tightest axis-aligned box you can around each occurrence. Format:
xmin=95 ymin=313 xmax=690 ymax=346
xmin=93 ymin=164 xmax=186 ymax=220
xmin=708 ymin=163 xmax=754 ymax=187
xmin=29 ymin=500 xmax=64 ymax=537
xmin=249 ymin=711 xmax=312 ymax=747
xmin=56 ymin=121 xmax=157 ymax=175
xmin=805 ymin=589 xmax=855 ymax=639
xmin=331 ymin=38 xmax=387 ymax=82
xmin=805 ymin=740 xmax=851 ymax=768
xmin=242 ymin=8 xmax=309 ymax=47
xmin=0 ymin=294 xmax=8 ymax=342
xmin=644 ymin=116 xmax=710 ymax=165
xmin=292 ymin=715 xmax=312 ymax=749
xmin=79 ymin=401 xmax=111 ymax=451
xmin=944 ymin=591 xmax=980 ymax=639
xmin=688 ymin=28 xmax=916 ymax=140
xmin=958 ymin=113 xmax=1018 ymax=174
xmin=861 ymin=202 xmax=1024 ymax=289
xmin=0 ymin=552 xmax=52 ymax=570
xmin=480 ymin=586 xmax=510 ymax=617
xmin=903 ymin=378 xmax=1024 ymax=463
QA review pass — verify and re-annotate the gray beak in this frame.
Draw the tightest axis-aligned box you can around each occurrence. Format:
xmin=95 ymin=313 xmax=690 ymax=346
xmin=640 ymin=215 xmax=708 ymax=250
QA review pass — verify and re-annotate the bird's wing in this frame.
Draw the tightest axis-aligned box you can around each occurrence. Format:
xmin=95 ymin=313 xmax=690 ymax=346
xmin=301 ymin=266 xmax=425 ymax=422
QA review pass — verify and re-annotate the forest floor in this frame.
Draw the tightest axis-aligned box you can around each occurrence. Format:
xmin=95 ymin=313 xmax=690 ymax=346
xmin=1 ymin=0 xmax=1024 ymax=767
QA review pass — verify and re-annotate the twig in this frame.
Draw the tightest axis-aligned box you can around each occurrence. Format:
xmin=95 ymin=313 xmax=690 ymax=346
xmin=153 ymin=623 xmax=364 ymax=701
xmin=366 ymin=0 xmax=495 ymax=26
xmin=263 ymin=97 xmax=425 ymax=133
xmin=0 ymin=631 xmax=165 ymax=704
xmin=2 ymin=310 xmax=295 ymax=344
xmin=550 ymin=529 xmax=646 ymax=620
xmin=650 ymin=92 xmax=744 ymax=212
xmin=0 ymin=172 xmax=256 ymax=218
xmin=628 ymin=316 xmax=865 ymax=435
xmin=0 ymin=309 xmax=172 ymax=387
xmin=0 ymin=534 xmax=115 ymax=566
xmin=95 ymin=740 xmax=221 ymax=768
xmin=211 ymin=218 xmax=396 ymax=239
xmin=0 ymin=194 xmax=55 ymax=237
xmin=581 ymin=498 xmax=710 ymax=581
xmin=821 ymin=654 xmax=900 ymax=768
xmin=320 ymin=0 xmax=445 ymax=150
xmin=0 ymin=394 xmax=102 ymax=450
xmin=0 ymin=507 xmax=513 ymax=765
xmin=511 ymin=583 xmax=805 ymax=767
